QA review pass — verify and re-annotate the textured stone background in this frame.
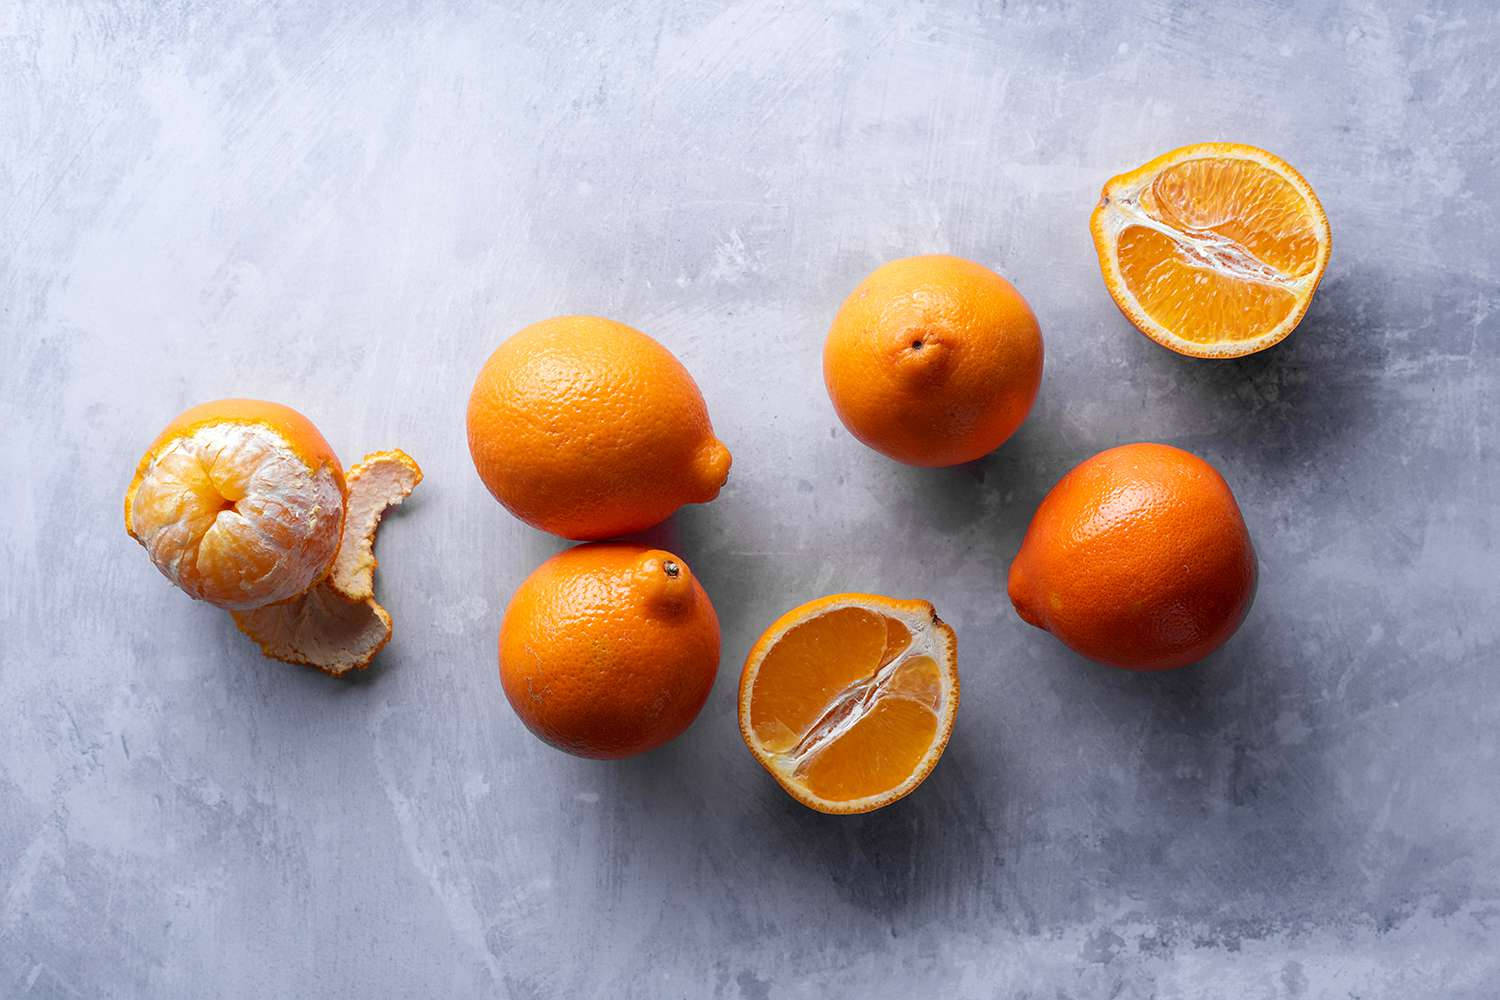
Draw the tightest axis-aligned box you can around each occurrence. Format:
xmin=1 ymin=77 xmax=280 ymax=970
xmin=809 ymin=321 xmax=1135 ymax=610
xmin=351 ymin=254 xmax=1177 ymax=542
xmin=3 ymin=2 xmax=1498 ymax=997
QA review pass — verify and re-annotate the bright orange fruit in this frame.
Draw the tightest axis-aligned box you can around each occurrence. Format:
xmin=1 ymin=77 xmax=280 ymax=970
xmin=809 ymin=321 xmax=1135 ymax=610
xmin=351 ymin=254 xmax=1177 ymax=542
xmin=1091 ymin=142 xmax=1331 ymax=358
xmin=823 ymin=254 xmax=1044 ymax=467
xmin=1008 ymin=443 xmax=1257 ymax=671
xmin=466 ymin=316 xmax=732 ymax=541
xmin=739 ymin=594 xmax=958 ymax=814
xmin=499 ymin=544 xmax=720 ymax=759
xmin=125 ymin=399 xmax=346 ymax=610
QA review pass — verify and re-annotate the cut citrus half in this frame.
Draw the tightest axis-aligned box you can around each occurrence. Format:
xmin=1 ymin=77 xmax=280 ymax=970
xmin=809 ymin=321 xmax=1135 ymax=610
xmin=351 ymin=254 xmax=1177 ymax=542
xmin=125 ymin=399 xmax=346 ymax=610
xmin=738 ymin=594 xmax=958 ymax=814
xmin=232 ymin=449 xmax=422 ymax=676
xmin=1090 ymin=142 xmax=1331 ymax=358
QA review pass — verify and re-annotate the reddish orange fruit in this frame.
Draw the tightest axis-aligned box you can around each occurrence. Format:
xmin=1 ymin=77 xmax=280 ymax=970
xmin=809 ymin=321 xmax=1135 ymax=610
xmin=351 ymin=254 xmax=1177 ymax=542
xmin=1008 ymin=443 xmax=1257 ymax=671
xmin=739 ymin=594 xmax=958 ymax=813
xmin=499 ymin=544 xmax=720 ymax=758
xmin=823 ymin=254 xmax=1043 ymax=467
xmin=466 ymin=316 xmax=732 ymax=540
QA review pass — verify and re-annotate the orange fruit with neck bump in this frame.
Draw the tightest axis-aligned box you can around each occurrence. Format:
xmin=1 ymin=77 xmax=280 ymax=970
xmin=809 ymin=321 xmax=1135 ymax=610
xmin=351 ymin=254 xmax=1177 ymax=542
xmin=823 ymin=254 xmax=1043 ymax=467
xmin=466 ymin=316 xmax=732 ymax=541
xmin=125 ymin=399 xmax=346 ymax=610
xmin=499 ymin=544 xmax=720 ymax=759
xmin=739 ymin=594 xmax=958 ymax=814
xmin=1091 ymin=142 xmax=1331 ymax=358
xmin=1008 ymin=443 xmax=1257 ymax=671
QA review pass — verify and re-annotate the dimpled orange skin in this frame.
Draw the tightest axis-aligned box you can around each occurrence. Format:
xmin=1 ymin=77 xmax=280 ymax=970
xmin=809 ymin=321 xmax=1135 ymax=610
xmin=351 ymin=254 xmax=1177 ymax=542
xmin=124 ymin=398 xmax=345 ymax=536
xmin=823 ymin=255 xmax=1044 ymax=467
xmin=499 ymin=544 xmax=721 ymax=759
xmin=466 ymin=316 xmax=732 ymax=541
xmin=1007 ymin=443 xmax=1257 ymax=671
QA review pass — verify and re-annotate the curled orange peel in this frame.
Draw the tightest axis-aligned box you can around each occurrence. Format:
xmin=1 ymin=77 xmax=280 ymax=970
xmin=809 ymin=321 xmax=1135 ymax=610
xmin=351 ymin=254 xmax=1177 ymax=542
xmin=232 ymin=449 xmax=422 ymax=676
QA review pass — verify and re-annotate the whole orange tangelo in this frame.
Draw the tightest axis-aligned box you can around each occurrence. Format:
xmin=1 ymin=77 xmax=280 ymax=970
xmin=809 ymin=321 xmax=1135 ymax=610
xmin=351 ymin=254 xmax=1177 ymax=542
xmin=823 ymin=254 xmax=1043 ymax=467
xmin=1008 ymin=442 xmax=1257 ymax=671
xmin=466 ymin=315 xmax=731 ymax=541
xmin=499 ymin=544 xmax=721 ymax=759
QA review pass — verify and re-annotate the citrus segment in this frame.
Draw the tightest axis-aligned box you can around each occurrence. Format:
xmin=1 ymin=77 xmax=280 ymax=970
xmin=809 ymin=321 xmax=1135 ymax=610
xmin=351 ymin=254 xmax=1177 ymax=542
xmin=798 ymin=692 xmax=939 ymax=803
xmin=1091 ymin=143 xmax=1331 ymax=358
xmin=125 ymin=400 xmax=345 ymax=610
xmin=747 ymin=606 xmax=892 ymax=753
xmin=1116 ymin=227 xmax=1300 ymax=346
xmin=739 ymin=594 xmax=958 ymax=814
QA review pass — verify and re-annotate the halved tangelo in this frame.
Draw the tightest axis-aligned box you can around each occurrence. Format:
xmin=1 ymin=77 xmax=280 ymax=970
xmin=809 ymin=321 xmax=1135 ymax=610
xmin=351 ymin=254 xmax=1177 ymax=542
xmin=1090 ymin=142 xmax=1331 ymax=358
xmin=232 ymin=449 xmax=422 ymax=676
xmin=125 ymin=399 xmax=346 ymax=610
xmin=739 ymin=594 xmax=958 ymax=814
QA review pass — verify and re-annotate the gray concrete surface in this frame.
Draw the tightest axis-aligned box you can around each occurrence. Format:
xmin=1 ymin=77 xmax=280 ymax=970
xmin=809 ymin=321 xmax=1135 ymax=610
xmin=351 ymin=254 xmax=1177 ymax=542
xmin=3 ymin=2 xmax=1499 ymax=997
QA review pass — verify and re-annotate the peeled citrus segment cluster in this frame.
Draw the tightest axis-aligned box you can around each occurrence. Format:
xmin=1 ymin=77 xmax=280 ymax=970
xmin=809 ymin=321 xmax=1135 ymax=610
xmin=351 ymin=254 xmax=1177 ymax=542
xmin=1091 ymin=143 xmax=1331 ymax=358
xmin=125 ymin=400 xmax=346 ymax=610
xmin=739 ymin=595 xmax=958 ymax=814
xmin=233 ymin=449 xmax=422 ymax=676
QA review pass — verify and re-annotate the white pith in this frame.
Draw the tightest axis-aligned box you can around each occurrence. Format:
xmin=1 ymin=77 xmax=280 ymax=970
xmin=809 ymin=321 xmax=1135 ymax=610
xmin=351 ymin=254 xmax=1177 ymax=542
xmin=329 ymin=450 xmax=422 ymax=601
xmin=1094 ymin=149 xmax=1329 ymax=358
xmin=744 ymin=599 xmax=958 ymax=812
xmin=129 ymin=423 xmax=343 ymax=610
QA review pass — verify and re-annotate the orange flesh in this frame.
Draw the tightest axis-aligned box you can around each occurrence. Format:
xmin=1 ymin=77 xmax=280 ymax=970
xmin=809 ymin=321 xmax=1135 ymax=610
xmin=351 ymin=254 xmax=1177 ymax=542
xmin=799 ymin=684 xmax=939 ymax=802
xmin=1115 ymin=157 xmax=1322 ymax=345
xmin=748 ymin=609 xmax=946 ymax=803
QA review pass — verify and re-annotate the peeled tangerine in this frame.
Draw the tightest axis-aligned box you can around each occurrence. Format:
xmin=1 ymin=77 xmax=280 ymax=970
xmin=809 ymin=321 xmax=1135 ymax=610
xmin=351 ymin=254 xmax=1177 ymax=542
xmin=739 ymin=594 xmax=959 ymax=814
xmin=125 ymin=399 xmax=346 ymax=610
xmin=125 ymin=399 xmax=420 ymax=675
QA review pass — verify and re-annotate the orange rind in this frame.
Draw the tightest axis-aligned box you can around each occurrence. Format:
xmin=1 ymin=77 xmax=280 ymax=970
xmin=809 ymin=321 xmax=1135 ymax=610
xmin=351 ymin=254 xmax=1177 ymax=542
xmin=1090 ymin=142 xmax=1331 ymax=358
xmin=328 ymin=449 xmax=423 ymax=601
xmin=739 ymin=594 xmax=959 ymax=814
xmin=232 ymin=585 xmax=393 ymax=677
xmin=232 ymin=449 xmax=423 ymax=676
